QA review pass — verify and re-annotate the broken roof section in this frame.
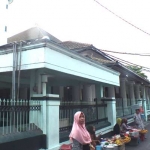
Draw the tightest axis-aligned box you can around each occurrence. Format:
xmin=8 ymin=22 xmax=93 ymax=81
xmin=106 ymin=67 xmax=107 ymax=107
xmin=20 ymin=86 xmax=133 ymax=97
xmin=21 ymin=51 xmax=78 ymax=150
xmin=7 ymin=27 xmax=62 ymax=43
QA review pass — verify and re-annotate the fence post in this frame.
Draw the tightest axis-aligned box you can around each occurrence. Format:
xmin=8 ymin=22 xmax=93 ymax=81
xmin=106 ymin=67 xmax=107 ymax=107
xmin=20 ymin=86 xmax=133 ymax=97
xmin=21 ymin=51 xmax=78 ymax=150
xmin=46 ymin=95 xmax=60 ymax=150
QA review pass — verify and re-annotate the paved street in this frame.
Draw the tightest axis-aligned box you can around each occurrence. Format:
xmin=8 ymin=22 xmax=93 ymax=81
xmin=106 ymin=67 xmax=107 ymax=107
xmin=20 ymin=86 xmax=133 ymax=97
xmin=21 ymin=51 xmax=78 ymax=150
xmin=126 ymin=122 xmax=150 ymax=150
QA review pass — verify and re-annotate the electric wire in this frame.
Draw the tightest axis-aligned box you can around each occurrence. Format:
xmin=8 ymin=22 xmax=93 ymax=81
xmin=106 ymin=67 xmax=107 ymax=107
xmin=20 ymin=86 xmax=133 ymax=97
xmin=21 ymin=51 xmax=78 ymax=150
xmin=94 ymin=0 xmax=150 ymax=37
xmin=101 ymin=49 xmax=150 ymax=56
xmin=103 ymin=51 xmax=150 ymax=72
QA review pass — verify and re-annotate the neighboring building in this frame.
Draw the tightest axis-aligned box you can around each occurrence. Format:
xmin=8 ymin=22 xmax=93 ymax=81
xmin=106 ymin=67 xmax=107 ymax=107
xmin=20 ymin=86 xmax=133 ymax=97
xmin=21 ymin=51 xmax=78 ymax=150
xmin=60 ymin=41 xmax=150 ymax=119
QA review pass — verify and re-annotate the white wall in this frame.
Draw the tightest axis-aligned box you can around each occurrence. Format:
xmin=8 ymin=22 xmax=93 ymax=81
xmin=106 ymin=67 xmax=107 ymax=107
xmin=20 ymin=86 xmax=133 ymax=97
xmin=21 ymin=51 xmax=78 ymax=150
xmin=44 ymin=47 xmax=119 ymax=86
xmin=0 ymin=46 xmax=119 ymax=86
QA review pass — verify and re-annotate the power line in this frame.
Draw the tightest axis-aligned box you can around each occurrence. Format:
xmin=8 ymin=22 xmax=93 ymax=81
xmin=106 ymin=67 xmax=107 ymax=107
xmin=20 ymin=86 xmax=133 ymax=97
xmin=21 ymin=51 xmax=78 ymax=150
xmin=104 ymin=52 xmax=150 ymax=71
xmin=101 ymin=49 xmax=150 ymax=56
xmin=94 ymin=0 xmax=150 ymax=37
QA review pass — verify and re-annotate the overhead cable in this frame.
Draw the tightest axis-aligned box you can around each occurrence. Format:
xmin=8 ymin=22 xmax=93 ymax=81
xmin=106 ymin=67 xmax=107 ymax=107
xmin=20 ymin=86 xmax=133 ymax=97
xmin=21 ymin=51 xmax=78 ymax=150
xmin=101 ymin=49 xmax=150 ymax=56
xmin=104 ymin=52 xmax=150 ymax=71
xmin=94 ymin=0 xmax=150 ymax=37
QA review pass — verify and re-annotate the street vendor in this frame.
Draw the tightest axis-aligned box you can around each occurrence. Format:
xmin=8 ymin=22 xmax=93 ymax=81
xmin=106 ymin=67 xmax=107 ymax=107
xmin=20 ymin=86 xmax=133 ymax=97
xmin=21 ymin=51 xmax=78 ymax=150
xmin=121 ymin=118 xmax=132 ymax=132
xmin=87 ymin=125 xmax=102 ymax=148
xmin=134 ymin=108 xmax=144 ymax=129
xmin=134 ymin=108 xmax=146 ymax=141
xmin=113 ymin=118 xmax=122 ymax=135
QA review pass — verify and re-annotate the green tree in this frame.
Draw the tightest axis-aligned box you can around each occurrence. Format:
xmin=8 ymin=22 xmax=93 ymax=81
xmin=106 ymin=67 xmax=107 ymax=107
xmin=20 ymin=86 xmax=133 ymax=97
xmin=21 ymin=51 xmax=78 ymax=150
xmin=127 ymin=65 xmax=147 ymax=79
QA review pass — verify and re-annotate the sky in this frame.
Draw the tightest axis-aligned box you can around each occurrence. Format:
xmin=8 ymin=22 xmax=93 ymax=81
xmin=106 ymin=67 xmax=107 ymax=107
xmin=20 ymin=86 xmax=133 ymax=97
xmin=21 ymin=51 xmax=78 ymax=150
xmin=1 ymin=0 xmax=150 ymax=78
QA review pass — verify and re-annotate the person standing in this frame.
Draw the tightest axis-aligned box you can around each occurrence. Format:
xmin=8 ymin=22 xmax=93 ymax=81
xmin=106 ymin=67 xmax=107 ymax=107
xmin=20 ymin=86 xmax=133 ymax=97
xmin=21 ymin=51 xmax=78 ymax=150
xmin=134 ymin=108 xmax=145 ymax=141
xmin=134 ymin=109 xmax=144 ymax=129
xmin=69 ymin=111 xmax=94 ymax=150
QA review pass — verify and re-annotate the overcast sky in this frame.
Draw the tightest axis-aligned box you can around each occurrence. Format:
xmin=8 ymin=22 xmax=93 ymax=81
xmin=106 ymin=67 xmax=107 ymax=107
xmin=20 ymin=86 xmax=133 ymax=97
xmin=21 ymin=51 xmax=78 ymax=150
xmin=2 ymin=0 xmax=150 ymax=78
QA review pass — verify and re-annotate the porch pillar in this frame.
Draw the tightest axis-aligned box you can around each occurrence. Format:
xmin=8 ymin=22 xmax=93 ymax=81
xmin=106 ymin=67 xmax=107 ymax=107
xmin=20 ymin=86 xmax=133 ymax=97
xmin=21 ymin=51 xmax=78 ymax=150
xmin=141 ymin=85 xmax=147 ymax=121
xmin=95 ymin=84 xmax=103 ymax=100
xmin=83 ymin=84 xmax=93 ymax=101
xmin=108 ymin=86 xmax=115 ymax=98
xmin=146 ymin=87 xmax=149 ymax=104
xmin=42 ymin=75 xmax=47 ymax=96
xmin=148 ymin=88 xmax=150 ymax=105
xmin=41 ymin=75 xmax=49 ymax=134
xmin=102 ymin=98 xmax=116 ymax=126
xmin=120 ymin=78 xmax=127 ymax=107
xmin=129 ymin=81 xmax=135 ymax=105
xmin=148 ymin=88 xmax=150 ymax=109
xmin=135 ymin=84 xmax=141 ymax=106
xmin=72 ymin=86 xmax=80 ymax=101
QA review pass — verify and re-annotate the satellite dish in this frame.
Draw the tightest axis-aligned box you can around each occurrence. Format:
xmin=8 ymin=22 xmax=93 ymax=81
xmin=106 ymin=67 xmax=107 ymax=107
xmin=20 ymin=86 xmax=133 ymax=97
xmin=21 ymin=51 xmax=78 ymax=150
xmin=8 ymin=0 xmax=13 ymax=4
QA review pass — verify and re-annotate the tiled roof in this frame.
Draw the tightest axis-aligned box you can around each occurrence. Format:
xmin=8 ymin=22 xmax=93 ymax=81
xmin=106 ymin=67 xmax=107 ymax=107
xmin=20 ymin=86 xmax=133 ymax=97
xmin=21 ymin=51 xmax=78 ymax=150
xmin=60 ymin=41 xmax=92 ymax=50
xmin=60 ymin=41 xmax=115 ymax=64
xmin=87 ymin=53 xmax=115 ymax=64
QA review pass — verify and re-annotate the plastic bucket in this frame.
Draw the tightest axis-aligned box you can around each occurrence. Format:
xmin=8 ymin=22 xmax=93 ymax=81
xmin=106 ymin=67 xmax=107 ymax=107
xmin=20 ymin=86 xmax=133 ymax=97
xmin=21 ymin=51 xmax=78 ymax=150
xmin=96 ymin=145 xmax=102 ymax=150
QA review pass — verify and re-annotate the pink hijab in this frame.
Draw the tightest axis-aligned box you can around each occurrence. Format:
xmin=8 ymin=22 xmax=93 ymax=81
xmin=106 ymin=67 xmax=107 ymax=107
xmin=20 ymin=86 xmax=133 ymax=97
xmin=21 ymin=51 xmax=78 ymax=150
xmin=69 ymin=111 xmax=91 ymax=144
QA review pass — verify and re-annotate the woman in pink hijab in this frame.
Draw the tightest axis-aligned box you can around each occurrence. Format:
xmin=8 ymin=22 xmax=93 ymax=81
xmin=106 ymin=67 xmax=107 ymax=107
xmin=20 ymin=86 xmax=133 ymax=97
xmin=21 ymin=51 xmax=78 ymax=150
xmin=69 ymin=111 xmax=92 ymax=150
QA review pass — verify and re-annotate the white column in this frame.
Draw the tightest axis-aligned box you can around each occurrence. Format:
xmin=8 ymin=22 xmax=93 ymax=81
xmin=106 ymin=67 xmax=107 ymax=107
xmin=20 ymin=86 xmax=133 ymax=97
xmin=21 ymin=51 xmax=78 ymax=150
xmin=135 ymin=84 xmax=141 ymax=105
xmin=135 ymin=84 xmax=140 ymax=99
xmin=145 ymin=87 xmax=149 ymax=103
xmin=95 ymin=84 xmax=103 ymax=100
xmin=148 ymin=88 xmax=150 ymax=110
xmin=106 ymin=99 xmax=116 ymax=126
xmin=72 ymin=86 xmax=80 ymax=101
xmin=120 ymin=78 xmax=127 ymax=107
xmin=141 ymin=85 xmax=146 ymax=100
xmin=129 ymin=81 xmax=135 ymax=105
xmin=46 ymin=98 xmax=60 ymax=149
xmin=108 ymin=86 xmax=115 ymax=98
xmin=83 ymin=84 xmax=93 ymax=101
xmin=41 ymin=75 xmax=48 ymax=134
xmin=101 ymin=85 xmax=103 ymax=98
xmin=141 ymin=85 xmax=147 ymax=121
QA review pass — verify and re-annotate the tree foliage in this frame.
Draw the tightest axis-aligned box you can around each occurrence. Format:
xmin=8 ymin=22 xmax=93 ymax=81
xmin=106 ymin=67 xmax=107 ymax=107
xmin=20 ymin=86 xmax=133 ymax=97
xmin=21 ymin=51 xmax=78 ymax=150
xmin=127 ymin=65 xmax=147 ymax=79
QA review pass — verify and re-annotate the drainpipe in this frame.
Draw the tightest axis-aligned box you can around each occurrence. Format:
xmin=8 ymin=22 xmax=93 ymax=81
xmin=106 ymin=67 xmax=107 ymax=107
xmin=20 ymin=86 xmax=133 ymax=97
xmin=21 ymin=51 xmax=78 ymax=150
xmin=12 ymin=42 xmax=17 ymax=102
